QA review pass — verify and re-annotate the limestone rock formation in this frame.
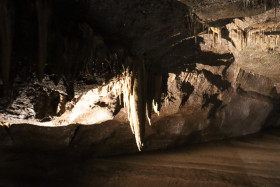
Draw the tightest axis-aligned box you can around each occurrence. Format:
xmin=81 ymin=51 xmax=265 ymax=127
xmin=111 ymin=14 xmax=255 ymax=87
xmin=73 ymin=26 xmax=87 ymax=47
xmin=0 ymin=0 xmax=280 ymax=155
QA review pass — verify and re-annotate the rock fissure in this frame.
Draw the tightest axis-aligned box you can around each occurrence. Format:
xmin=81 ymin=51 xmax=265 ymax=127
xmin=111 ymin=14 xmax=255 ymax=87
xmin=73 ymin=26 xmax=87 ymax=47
xmin=69 ymin=125 xmax=81 ymax=147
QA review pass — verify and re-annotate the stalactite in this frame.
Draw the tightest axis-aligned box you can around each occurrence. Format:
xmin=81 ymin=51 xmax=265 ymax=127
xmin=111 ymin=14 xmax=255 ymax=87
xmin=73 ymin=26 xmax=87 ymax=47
xmin=243 ymin=0 xmax=251 ymax=8
xmin=185 ymin=10 xmax=203 ymax=40
xmin=102 ymin=56 xmax=164 ymax=151
xmin=210 ymin=27 xmax=221 ymax=45
xmin=236 ymin=29 xmax=242 ymax=49
xmin=0 ymin=0 xmax=13 ymax=96
xmin=131 ymin=60 xmax=146 ymax=151
xmin=233 ymin=25 xmax=249 ymax=50
xmin=241 ymin=18 xmax=280 ymax=52
xmin=247 ymin=30 xmax=251 ymax=44
xmin=122 ymin=57 xmax=135 ymax=134
xmin=36 ymin=0 xmax=51 ymax=82
xmin=242 ymin=0 xmax=278 ymax=11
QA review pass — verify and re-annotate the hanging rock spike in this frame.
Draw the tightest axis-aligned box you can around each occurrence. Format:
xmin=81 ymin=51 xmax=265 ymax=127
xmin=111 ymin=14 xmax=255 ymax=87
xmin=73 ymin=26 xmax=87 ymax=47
xmin=131 ymin=60 xmax=146 ymax=151
xmin=105 ymin=56 xmax=163 ymax=151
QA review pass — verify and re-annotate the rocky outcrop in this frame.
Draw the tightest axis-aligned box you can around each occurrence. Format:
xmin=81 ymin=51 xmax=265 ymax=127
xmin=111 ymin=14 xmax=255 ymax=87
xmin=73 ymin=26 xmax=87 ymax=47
xmin=0 ymin=0 xmax=280 ymax=155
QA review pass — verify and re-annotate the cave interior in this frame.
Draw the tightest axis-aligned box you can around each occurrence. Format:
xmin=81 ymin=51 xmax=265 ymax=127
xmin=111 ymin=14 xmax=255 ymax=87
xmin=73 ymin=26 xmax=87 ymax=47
xmin=1 ymin=0 xmax=280 ymax=186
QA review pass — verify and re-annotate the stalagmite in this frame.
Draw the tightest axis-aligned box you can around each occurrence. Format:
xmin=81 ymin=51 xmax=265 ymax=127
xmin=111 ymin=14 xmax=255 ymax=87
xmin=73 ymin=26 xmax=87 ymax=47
xmin=0 ymin=0 xmax=13 ymax=96
xmin=36 ymin=0 xmax=51 ymax=81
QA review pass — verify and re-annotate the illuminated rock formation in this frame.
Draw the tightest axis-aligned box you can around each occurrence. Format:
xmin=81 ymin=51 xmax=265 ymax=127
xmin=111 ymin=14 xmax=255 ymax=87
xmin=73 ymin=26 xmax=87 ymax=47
xmin=0 ymin=0 xmax=280 ymax=153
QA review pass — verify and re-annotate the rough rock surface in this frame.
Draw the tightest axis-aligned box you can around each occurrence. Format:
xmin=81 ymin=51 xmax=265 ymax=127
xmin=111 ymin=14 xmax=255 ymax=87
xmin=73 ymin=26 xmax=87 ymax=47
xmin=0 ymin=0 xmax=280 ymax=155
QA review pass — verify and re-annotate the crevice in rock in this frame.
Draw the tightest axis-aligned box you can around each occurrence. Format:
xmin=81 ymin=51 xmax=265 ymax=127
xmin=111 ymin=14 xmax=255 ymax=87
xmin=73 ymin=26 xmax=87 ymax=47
xmin=69 ymin=125 xmax=80 ymax=147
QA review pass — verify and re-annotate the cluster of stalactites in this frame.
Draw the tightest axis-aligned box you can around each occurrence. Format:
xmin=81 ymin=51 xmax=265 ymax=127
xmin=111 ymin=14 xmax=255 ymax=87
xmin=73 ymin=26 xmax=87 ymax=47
xmin=243 ymin=0 xmax=258 ymax=8
xmin=208 ymin=27 xmax=222 ymax=45
xmin=243 ymin=0 xmax=279 ymax=10
xmin=0 ymin=0 xmax=13 ymax=96
xmin=102 ymin=61 xmax=162 ymax=151
xmin=185 ymin=11 xmax=204 ymax=43
xmin=247 ymin=27 xmax=280 ymax=49
xmin=231 ymin=20 xmax=280 ymax=51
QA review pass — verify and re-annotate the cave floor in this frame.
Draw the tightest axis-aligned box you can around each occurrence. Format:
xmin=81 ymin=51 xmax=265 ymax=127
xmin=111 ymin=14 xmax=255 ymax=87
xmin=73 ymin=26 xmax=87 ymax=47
xmin=0 ymin=129 xmax=280 ymax=187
